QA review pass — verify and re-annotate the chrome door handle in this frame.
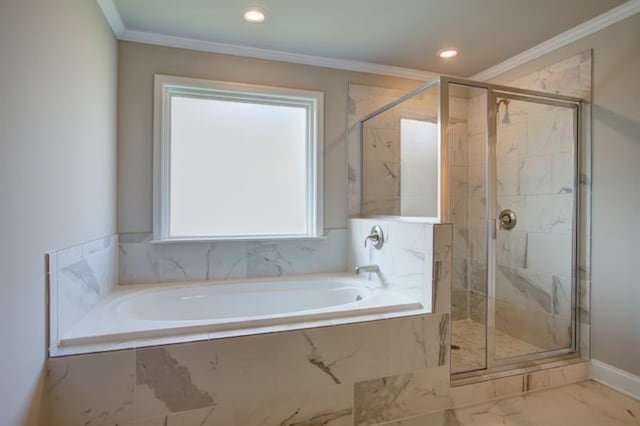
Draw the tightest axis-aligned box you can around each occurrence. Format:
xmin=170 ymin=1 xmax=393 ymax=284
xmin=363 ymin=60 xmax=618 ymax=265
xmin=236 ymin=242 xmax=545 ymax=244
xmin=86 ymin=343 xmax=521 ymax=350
xmin=499 ymin=209 xmax=517 ymax=230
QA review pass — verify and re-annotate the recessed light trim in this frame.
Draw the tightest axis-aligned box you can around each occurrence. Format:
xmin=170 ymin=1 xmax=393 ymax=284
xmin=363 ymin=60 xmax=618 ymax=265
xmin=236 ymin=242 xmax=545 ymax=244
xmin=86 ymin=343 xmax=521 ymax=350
xmin=243 ymin=7 xmax=266 ymax=23
xmin=438 ymin=48 xmax=459 ymax=59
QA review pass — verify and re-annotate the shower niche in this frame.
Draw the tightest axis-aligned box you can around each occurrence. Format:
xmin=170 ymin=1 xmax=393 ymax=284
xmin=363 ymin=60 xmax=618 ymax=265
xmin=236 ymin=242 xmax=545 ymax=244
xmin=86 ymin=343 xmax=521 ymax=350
xmin=358 ymin=76 xmax=583 ymax=376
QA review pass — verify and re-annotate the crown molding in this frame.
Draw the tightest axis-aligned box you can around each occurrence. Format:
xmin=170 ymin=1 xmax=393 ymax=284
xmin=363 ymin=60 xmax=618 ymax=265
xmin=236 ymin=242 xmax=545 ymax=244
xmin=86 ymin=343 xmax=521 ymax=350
xmin=96 ymin=0 xmax=640 ymax=81
xmin=119 ymin=29 xmax=436 ymax=81
xmin=96 ymin=0 xmax=125 ymax=37
xmin=472 ymin=0 xmax=640 ymax=81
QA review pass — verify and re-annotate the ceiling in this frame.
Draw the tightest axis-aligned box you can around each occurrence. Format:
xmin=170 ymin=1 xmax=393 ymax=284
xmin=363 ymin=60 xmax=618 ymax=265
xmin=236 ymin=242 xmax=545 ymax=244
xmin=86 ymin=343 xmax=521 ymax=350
xmin=112 ymin=0 xmax=626 ymax=77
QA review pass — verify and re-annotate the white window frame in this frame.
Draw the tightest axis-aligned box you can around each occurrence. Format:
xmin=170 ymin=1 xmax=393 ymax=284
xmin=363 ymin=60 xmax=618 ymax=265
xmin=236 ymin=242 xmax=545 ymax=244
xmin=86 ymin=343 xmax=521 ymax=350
xmin=153 ymin=74 xmax=324 ymax=242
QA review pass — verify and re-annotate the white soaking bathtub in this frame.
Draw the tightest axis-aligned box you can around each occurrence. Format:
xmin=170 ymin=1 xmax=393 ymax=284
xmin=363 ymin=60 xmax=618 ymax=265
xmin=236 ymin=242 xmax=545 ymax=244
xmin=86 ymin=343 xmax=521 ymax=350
xmin=57 ymin=273 xmax=426 ymax=354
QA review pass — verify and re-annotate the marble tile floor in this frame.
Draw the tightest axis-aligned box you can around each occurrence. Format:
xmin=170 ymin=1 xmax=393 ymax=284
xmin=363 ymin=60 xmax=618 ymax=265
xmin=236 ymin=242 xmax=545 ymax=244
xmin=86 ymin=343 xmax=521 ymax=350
xmin=379 ymin=380 xmax=640 ymax=425
xmin=452 ymin=319 xmax=543 ymax=373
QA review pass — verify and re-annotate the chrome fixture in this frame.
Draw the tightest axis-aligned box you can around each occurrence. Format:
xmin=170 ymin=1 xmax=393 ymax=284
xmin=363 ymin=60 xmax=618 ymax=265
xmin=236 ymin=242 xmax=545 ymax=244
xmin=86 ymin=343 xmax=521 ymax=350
xmin=499 ymin=209 xmax=517 ymax=230
xmin=497 ymin=98 xmax=511 ymax=124
xmin=364 ymin=225 xmax=384 ymax=249
xmin=355 ymin=264 xmax=379 ymax=274
xmin=355 ymin=264 xmax=388 ymax=286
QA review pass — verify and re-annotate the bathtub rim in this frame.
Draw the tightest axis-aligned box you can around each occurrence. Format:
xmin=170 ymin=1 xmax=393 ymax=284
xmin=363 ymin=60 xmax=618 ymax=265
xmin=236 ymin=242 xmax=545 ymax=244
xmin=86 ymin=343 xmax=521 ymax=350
xmin=51 ymin=272 xmax=430 ymax=357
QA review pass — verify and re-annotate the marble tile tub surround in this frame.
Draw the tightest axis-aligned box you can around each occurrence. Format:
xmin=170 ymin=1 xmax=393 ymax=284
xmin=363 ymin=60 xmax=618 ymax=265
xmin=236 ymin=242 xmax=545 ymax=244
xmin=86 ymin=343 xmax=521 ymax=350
xmin=47 ymin=223 xmax=455 ymax=426
xmin=47 ymin=234 xmax=118 ymax=353
xmin=118 ymin=229 xmax=347 ymax=284
xmin=348 ymin=218 xmax=447 ymax=311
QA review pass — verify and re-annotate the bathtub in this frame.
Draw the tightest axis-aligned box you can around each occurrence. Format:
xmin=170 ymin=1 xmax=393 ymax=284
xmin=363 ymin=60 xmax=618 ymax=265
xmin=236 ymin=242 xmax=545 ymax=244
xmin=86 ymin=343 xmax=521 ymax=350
xmin=57 ymin=273 xmax=426 ymax=354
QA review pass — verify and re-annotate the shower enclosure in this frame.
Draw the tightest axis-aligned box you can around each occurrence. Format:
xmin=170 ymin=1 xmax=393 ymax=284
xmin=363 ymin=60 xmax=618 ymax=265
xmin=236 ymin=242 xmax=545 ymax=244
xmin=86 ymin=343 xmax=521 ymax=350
xmin=358 ymin=76 xmax=583 ymax=376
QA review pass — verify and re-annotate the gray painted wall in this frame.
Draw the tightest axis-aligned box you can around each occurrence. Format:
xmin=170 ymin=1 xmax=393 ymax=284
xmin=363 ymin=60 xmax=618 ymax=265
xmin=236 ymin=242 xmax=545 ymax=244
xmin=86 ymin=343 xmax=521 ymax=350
xmin=117 ymin=42 xmax=429 ymax=234
xmin=0 ymin=1 xmax=118 ymax=425
xmin=493 ymin=13 xmax=640 ymax=376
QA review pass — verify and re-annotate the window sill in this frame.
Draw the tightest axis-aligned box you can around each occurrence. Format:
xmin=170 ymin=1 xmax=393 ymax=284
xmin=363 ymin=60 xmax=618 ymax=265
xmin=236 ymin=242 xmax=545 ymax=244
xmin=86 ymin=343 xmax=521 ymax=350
xmin=150 ymin=234 xmax=329 ymax=244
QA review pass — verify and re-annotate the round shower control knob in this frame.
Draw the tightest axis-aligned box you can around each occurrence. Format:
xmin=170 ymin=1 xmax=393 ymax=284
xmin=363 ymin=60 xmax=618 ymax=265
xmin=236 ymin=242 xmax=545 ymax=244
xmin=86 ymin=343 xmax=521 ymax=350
xmin=499 ymin=209 xmax=517 ymax=230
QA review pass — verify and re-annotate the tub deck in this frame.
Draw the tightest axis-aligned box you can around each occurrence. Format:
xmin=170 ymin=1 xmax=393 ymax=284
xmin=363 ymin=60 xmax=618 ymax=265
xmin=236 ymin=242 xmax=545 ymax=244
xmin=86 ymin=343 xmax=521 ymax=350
xmin=53 ymin=273 xmax=428 ymax=356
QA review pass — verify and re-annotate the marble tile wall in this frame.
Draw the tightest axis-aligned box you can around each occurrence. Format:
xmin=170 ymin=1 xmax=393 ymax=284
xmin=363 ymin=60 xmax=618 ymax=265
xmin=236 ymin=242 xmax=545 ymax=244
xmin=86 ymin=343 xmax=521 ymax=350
xmin=47 ymin=235 xmax=118 ymax=355
xmin=119 ymin=229 xmax=347 ymax=284
xmin=47 ymin=224 xmax=456 ymax=426
xmin=449 ymin=51 xmax=592 ymax=361
xmin=464 ymin=91 xmax=489 ymax=327
xmin=360 ymin=88 xmax=441 ymax=216
xmin=449 ymin=120 xmax=470 ymax=321
xmin=490 ymin=52 xmax=591 ymax=352
xmin=348 ymin=84 xmax=468 ymax=218
xmin=348 ymin=218 xmax=434 ymax=308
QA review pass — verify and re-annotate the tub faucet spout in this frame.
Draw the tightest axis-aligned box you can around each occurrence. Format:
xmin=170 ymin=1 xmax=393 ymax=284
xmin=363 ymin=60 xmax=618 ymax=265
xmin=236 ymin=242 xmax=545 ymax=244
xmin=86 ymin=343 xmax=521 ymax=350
xmin=354 ymin=264 xmax=388 ymax=286
xmin=355 ymin=265 xmax=379 ymax=274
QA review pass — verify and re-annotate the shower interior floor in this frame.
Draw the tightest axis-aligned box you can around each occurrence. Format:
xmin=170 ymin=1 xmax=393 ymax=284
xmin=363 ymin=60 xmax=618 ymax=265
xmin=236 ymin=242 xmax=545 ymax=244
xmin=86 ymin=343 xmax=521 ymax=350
xmin=451 ymin=318 xmax=543 ymax=373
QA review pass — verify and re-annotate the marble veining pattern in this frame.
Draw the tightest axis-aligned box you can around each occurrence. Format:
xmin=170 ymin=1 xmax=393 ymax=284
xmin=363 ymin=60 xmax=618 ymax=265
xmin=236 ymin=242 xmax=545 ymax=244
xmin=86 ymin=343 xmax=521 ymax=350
xmin=119 ymin=230 xmax=347 ymax=284
xmin=449 ymin=51 xmax=592 ymax=372
xmin=47 ymin=222 xmax=453 ymax=426
xmin=136 ymin=347 xmax=214 ymax=412
xmin=381 ymin=380 xmax=638 ymax=426
xmin=46 ymin=52 xmax=594 ymax=425
xmin=48 ymin=234 xmax=118 ymax=353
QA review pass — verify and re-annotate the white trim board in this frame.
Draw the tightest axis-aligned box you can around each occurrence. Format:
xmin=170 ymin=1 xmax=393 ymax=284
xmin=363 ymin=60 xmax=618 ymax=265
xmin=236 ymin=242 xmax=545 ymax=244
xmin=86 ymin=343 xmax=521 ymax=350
xmin=120 ymin=29 xmax=436 ymax=81
xmin=96 ymin=0 xmax=125 ymax=38
xmin=96 ymin=0 xmax=640 ymax=82
xmin=591 ymin=359 xmax=640 ymax=401
xmin=472 ymin=0 xmax=640 ymax=80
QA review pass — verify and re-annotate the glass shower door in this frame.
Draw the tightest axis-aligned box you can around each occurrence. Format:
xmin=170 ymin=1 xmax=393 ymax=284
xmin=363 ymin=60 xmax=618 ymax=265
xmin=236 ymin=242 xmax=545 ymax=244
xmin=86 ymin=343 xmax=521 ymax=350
xmin=491 ymin=94 xmax=578 ymax=363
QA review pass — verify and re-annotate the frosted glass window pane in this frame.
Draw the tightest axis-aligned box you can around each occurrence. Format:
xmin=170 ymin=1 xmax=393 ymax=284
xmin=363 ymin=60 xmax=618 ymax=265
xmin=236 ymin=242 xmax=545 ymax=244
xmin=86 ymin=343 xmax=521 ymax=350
xmin=169 ymin=96 xmax=308 ymax=237
xmin=400 ymin=119 xmax=438 ymax=217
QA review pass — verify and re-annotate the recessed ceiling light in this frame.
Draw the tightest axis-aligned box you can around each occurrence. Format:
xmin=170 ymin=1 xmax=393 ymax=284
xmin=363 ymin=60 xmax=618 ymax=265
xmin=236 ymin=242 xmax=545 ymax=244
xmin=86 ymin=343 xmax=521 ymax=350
xmin=438 ymin=48 xmax=459 ymax=59
xmin=243 ymin=7 xmax=266 ymax=23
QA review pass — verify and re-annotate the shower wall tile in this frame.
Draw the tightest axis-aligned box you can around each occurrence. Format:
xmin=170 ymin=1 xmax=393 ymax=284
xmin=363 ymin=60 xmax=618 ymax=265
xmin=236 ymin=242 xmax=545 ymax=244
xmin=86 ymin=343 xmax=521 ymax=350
xmin=579 ymin=278 xmax=591 ymax=324
xmin=453 ymin=52 xmax=591 ymax=358
xmin=348 ymin=84 xmax=407 ymax=217
xmin=496 ymin=265 xmax=553 ymax=313
xmin=518 ymin=155 xmax=552 ymax=194
xmin=526 ymin=232 xmax=573 ymax=277
xmin=348 ymin=83 xmax=467 ymax=218
xmin=496 ymin=230 xmax=527 ymax=269
xmin=451 ymin=290 xmax=469 ymax=320
xmin=467 ymin=133 xmax=486 ymax=167
xmin=433 ymin=224 xmax=453 ymax=314
xmin=496 ymin=123 xmax=528 ymax=163
xmin=48 ymin=234 xmax=118 ymax=353
xmin=451 ymin=258 xmax=468 ymax=292
xmin=118 ymin=229 xmax=347 ymax=284
xmin=494 ymin=299 xmax=568 ymax=350
xmin=469 ymin=259 xmax=487 ymax=294
xmin=449 ymin=122 xmax=469 ymax=167
xmin=469 ymin=291 xmax=486 ymax=324
xmin=551 ymin=152 xmax=575 ymax=194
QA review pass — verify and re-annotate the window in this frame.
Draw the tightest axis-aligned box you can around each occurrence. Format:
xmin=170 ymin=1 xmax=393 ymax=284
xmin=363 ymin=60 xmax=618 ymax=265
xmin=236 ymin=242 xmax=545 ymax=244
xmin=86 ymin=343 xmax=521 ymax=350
xmin=399 ymin=118 xmax=438 ymax=218
xmin=153 ymin=75 xmax=324 ymax=241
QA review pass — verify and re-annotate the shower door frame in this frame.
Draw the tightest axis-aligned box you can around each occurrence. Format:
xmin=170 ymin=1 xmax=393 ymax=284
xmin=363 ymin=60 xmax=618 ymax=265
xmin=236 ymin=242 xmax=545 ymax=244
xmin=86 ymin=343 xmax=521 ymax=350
xmin=440 ymin=76 xmax=584 ymax=375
